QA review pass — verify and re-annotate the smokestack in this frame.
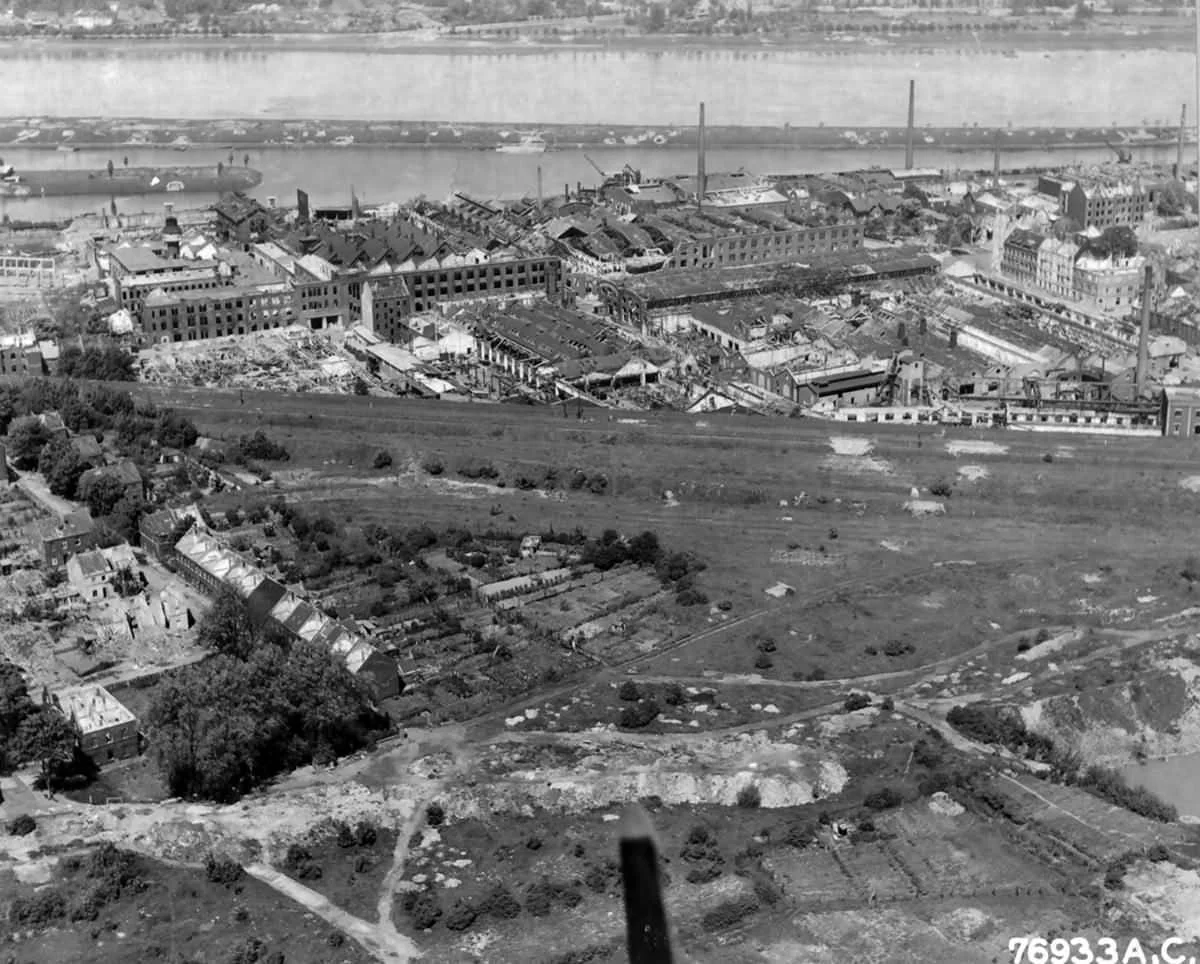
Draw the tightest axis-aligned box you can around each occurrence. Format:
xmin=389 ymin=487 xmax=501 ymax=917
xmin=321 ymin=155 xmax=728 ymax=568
xmin=905 ymin=80 xmax=915 ymax=171
xmin=1135 ymin=263 xmax=1154 ymax=400
xmin=992 ymin=131 xmax=1000 ymax=188
xmin=697 ymin=102 xmax=706 ymax=211
xmin=1178 ymin=103 xmax=1187 ymax=180
xmin=537 ymin=165 xmax=543 ymax=206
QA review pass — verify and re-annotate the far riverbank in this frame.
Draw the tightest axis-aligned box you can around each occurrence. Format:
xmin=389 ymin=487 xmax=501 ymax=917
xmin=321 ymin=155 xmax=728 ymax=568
xmin=2 ymin=118 xmax=1193 ymax=156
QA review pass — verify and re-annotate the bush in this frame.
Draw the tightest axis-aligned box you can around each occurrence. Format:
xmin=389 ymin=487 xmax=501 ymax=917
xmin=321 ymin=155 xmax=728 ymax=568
xmin=205 ymin=853 xmax=244 ymax=885
xmin=880 ymin=696 xmax=895 ymax=712
xmin=843 ymin=692 xmax=871 ymax=712
xmin=753 ymin=654 xmax=773 ymax=670
xmin=7 ymin=814 xmax=36 ymax=836
xmin=618 ymin=680 xmax=641 ymax=702
xmin=784 ymin=821 xmax=816 ymax=848
xmin=929 ymin=479 xmax=953 ymax=498
xmin=662 ymin=683 xmax=685 ymax=706
xmin=686 ymin=864 xmax=723 ymax=884
xmin=863 ymin=787 xmax=904 ymax=811
xmin=700 ymin=895 xmax=759 ymax=933
xmin=422 ymin=456 xmax=444 ymax=476
xmin=755 ymin=637 xmax=777 ymax=653
xmin=10 ymin=889 xmax=66 ymax=926
xmin=736 ymin=784 xmax=762 ymax=808
xmin=444 ymin=899 xmax=478 ymax=932
xmin=372 ymin=450 xmax=393 ymax=470
xmin=1042 ymin=452 xmax=1055 ymax=464
xmin=426 ymin=803 xmax=445 ymax=827
xmin=524 ymin=879 xmax=555 ymax=917
xmin=676 ymin=587 xmax=708 ymax=607
xmin=583 ymin=860 xmax=619 ymax=894
xmin=409 ymin=892 xmax=442 ymax=930
xmin=883 ymin=639 xmax=915 ymax=657
xmin=479 ymin=885 xmax=521 ymax=920
xmin=619 ymin=700 xmax=661 ymax=730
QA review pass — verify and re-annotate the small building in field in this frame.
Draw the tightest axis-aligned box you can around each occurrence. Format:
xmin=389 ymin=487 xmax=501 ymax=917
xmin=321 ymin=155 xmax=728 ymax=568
xmin=52 ymin=684 xmax=139 ymax=766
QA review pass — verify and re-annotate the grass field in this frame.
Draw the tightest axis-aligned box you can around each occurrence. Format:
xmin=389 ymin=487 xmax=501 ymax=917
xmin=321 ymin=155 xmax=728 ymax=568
xmin=140 ymin=384 xmax=1200 ymax=688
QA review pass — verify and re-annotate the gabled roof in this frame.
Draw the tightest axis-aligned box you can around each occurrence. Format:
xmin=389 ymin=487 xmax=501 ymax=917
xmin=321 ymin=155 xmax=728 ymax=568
xmin=244 ymin=578 xmax=287 ymax=628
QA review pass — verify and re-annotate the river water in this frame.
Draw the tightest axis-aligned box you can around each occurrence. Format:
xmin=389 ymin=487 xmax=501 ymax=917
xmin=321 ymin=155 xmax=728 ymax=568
xmin=0 ymin=38 xmax=1193 ymax=220
xmin=1 ymin=39 xmax=1195 ymax=127
xmin=1 ymin=141 xmax=1180 ymax=222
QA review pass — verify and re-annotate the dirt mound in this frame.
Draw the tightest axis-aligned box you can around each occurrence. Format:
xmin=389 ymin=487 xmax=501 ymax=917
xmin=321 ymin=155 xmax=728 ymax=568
xmin=957 ymin=465 xmax=989 ymax=482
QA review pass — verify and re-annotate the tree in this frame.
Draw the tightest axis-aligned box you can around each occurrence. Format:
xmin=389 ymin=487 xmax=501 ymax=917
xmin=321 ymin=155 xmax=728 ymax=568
xmin=16 ymin=708 xmax=76 ymax=789
xmin=648 ymin=2 xmax=666 ymax=29
xmin=79 ymin=473 xmax=126 ymax=519
xmin=37 ymin=438 xmax=88 ymax=499
xmin=1157 ymin=180 xmax=1193 ymax=217
xmin=107 ymin=159 xmax=114 ymax=178
xmin=196 ymin=589 xmax=259 ymax=659
xmin=217 ymin=161 xmax=225 ymax=178
xmin=6 ymin=416 xmax=51 ymax=470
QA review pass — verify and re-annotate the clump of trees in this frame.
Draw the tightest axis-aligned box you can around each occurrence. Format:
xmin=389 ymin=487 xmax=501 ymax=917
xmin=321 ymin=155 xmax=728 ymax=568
xmin=9 ymin=842 xmax=147 ymax=928
xmin=58 ymin=345 xmax=136 ymax=382
xmin=147 ymin=596 xmax=389 ymax=803
xmin=0 ymin=658 xmax=91 ymax=791
xmin=232 ymin=430 xmax=290 ymax=463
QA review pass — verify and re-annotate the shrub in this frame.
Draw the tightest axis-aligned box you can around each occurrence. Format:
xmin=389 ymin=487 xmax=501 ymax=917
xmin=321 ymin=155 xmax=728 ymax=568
xmin=479 ymin=885 xmax=521 ymax=920
xmin=754 ymin=654 xmax=773 ymax=670
xmin=1076 ymin=765 xmax=1178 ymax=823
xmin=784 ymin=821 xmax=816 ymax=848
xmin=755 ymin=637 xmax=777 ymax=653
xmin=883 ymin=639 xmax=915 ymax=657
xmin=880 ymin=696 xmax=895 ymax=711
xmin=662 ymin=683 xmax=685 ymax=706
xmin=524 ymin=879 xmax=555 ymax=917
xmin=686 ymin=864 xmax=722 ymax=884
xmin=1017 ymin=638 xmax=1031 ymax=653
xmin=409 ymin=892 xmax=442 ymax=930
xmin=10 ymin=889 xmax=67 ymax=926
xmin=354 ymin=820 xmax=378 ymax=847
xmin=7 ymin=814 xmax=36 ymax=836
xmin=426 ymin=803 xmax=446 ymax=827
xmin=618 ymin=680 xmax=641 ymax=702
xmin=372 ymin=450 xmax=393 ymax=470
xmin=583 ymin=860 xmax=619 ymax=894
xmin=205 ymin=853 xmax=244 ymax=885
xmin=1035 ymin=627 xmax=1051 ymax=644
xmin=619 ymin=700 xmax=661 ymax=730
xmin=700 ymin=895 xmax=759 ymax=933
xmin=1042 ymin=452 xmax=1055 ymax=464
xmin=676 ymin=588 xmax=708 ymax=607
xmin=736 ymin=784 xmax=762 ymax=808
xmin=843 ymin=692 xmax=871 ymax=712
xmin=929 ymin=479 xmax=953 ymax=498
xmin=422 ymin=456 xmax=444 ymax=476
xmin=863 ymin=787 xmax=904 ymax=811
xmin=439 ymin=900 xmax=473 ymax=933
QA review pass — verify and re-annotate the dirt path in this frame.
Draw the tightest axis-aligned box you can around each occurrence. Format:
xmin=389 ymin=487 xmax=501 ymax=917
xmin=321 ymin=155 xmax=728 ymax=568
xmin=246 ymin=862 xmax=421 ymax=963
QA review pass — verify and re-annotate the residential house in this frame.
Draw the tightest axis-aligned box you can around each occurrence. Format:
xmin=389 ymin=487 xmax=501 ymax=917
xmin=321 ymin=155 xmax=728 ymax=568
xmin=138 ymin=507 xmax=194 ymax=563
xmin=65 ymin=544 xmax=139 ymax=601
xmin=171 ymin=527 xmax=403 ymax=700
xmin=1000 ymin=229 xmax=1044 ymax=287
xmin=1035 ymin=237 xmax=1079 ymax=300
xmin=1073 ymin=254 xmax=1146 ymax=316
xmin=38 ymin=510 xmax=98 ymax=567
xmin=78 ymin=460 xmax=144 ymax=502
xmin=52 ymin=685 xmax=138 ymax=766
xmin=70 ymin=434 xmax=104 ymax=464
xmin=37 ymin=411 xmax=69 ymax=440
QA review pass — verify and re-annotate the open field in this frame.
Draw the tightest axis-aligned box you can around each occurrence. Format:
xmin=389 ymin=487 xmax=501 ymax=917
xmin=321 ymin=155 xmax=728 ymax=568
xmin=135 ymin=385 xmax=1200 ymax=690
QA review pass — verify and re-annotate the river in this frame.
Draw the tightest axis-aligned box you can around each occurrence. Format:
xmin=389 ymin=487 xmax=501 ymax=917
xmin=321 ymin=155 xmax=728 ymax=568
xmin=0 ymin=140 xmax=1184 ymax=223
xmin=0 ymin=38 xmax=1194 ymax=221
xmin=1 ymin=39 xmax=1195 ymax=128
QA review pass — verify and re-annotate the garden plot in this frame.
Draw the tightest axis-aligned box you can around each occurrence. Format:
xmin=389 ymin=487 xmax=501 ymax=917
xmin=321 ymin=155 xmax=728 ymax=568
xmin=766 ymin=848 xmax=861 ymax=904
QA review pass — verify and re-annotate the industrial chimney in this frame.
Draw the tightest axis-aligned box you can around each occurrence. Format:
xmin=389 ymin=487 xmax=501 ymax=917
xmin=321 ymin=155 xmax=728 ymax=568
xmin=1134 ymin=264 xmax=1154 ymax=400
xmin=1177 ymin=104 xmax=1187 ymax=180
xmin=697 ymin=102 xmax=707 ymax=211
xmin=904 ymin=80 xmax=915 ymax=171
xmin=537 ymin=165 xmax=543 ymax=207
xmin=992 ymin=131 xmax=1000 ymax=188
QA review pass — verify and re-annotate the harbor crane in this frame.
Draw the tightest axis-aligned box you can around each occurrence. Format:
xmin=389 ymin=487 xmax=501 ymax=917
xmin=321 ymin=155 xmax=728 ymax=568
xmin=1104 ymin=138 xmax=1133 ymax=164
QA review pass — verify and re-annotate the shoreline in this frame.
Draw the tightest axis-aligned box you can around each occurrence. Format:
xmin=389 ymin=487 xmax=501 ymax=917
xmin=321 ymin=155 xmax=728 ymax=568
xmin=2 ymin=118 xmax=1192 ymax=156
xmin=0 ymin=21 xmax=1193 ymax=55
